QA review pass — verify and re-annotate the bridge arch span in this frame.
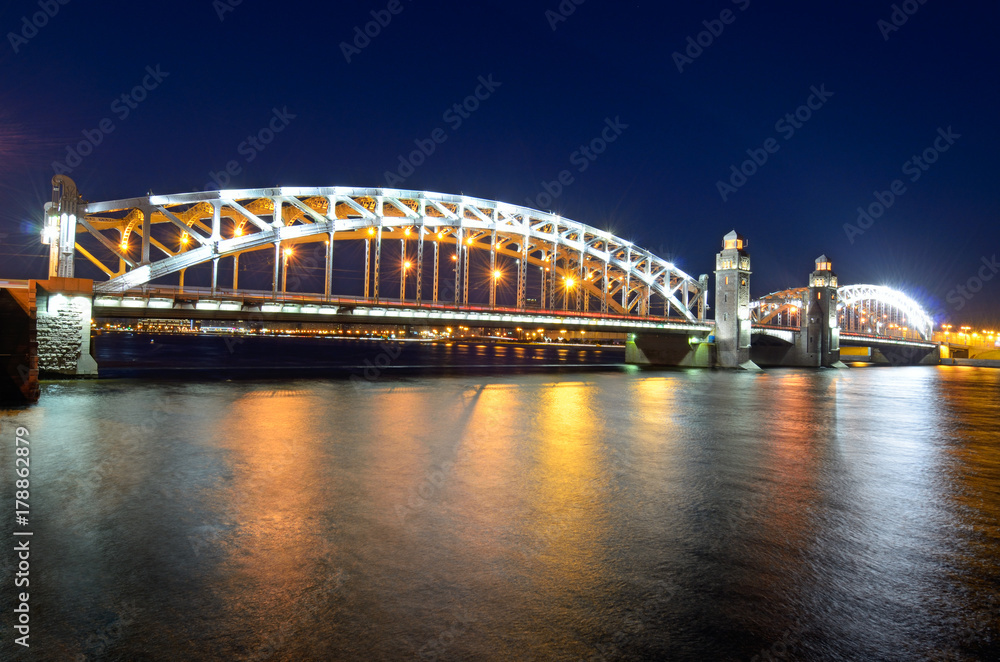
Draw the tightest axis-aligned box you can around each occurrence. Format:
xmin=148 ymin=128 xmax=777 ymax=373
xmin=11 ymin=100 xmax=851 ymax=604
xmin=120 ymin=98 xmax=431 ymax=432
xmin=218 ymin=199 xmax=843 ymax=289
xmin=751 ymin=284 xmax=933 ymax=340
xmin=48 ymin=185 xmax=708 ymax=321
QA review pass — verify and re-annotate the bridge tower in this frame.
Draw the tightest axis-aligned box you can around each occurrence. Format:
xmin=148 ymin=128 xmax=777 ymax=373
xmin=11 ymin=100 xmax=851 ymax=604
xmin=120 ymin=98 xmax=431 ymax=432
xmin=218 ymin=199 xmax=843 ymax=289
xmin=714 ymin=231 xmax=758 ymax=370
xmin=802 ymin=255 xmax=845 ymax=368
xmin=42 ymin=175 xmax=81 ymax=278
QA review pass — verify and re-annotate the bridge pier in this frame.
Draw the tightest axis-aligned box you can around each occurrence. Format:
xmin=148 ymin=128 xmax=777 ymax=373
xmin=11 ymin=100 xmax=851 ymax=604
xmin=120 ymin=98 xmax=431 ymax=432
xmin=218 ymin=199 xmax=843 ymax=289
xmin=750 ymin=256 xmax=847 ymax=368
xmin=33 ymin=278 xmax=98 ymax=377
xmin=626 ymin=333 xmax=713 ymax=367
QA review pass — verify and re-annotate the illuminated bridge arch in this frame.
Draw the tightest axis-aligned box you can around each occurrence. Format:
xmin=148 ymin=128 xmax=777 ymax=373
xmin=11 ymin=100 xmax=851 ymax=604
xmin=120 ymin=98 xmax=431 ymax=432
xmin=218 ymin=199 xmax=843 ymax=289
xmin=751 ymin=284 xmax=933 ymax=340
xmin=837 ymin=284 xmax=933 ymax=340
xmin=51 ymin=186 xmax=708 ymax=320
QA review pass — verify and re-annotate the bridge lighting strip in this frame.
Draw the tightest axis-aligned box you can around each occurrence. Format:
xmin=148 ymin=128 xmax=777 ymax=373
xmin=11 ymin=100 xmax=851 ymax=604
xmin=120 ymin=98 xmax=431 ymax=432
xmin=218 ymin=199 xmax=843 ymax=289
xmin=839 ymin=335 xmax=935 ymax=348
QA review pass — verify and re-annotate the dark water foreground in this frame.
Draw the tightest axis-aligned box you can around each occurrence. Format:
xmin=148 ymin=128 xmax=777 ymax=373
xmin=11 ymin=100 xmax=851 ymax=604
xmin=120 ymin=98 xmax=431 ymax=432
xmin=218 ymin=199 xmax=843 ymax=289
xmin=1 ymin=365 xmax=999 ymax=661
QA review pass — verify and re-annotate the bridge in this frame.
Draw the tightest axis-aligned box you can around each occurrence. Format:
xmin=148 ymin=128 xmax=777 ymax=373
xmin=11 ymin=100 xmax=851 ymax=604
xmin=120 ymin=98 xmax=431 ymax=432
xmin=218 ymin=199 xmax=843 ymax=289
xmin=748 ymin=279 xmax=937 ymax=367
xmin=0 ymin=177 xmax=942 ymax=403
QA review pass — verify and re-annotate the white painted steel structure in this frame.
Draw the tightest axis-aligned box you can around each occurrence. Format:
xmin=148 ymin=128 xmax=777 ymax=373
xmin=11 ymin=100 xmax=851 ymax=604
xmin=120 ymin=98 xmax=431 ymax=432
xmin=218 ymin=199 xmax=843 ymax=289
xmin=751 ymin=284 xmax=934 ymax=340
xmin=45 ymin=181 xmax=708 ymax=321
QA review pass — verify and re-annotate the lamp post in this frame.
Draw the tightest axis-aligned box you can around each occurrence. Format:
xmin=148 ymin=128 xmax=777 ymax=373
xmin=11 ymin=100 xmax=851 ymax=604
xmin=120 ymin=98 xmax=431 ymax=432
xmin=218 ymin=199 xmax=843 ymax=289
xmin=564 ymin=277 xmax=575 ymax=311
xmin=490 ymin=269 xmax=501 ymax=308
xmin=401 ymin=260 xmax=411 ymax=301
xmin=281 ymin=247 xmax=293 ymax=295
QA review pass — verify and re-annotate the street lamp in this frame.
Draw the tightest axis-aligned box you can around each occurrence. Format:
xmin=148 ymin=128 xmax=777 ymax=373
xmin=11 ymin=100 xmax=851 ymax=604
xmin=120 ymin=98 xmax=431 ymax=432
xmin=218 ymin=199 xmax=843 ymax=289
xmin=564 ymin=277 xmax=575 ymax=310
xmin=281 ymin=247 xmax=293 ymax=295
xmin=401 ymin=260 xmax=411 ymax=301
xmin=489 ymin=269 xmax=503 ymax=308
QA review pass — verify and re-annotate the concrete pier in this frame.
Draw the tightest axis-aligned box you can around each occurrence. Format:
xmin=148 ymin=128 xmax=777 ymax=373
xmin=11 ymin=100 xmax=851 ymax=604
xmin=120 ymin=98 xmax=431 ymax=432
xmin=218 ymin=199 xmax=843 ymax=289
xmin=34 ymin=278 xmax=98 ymax=377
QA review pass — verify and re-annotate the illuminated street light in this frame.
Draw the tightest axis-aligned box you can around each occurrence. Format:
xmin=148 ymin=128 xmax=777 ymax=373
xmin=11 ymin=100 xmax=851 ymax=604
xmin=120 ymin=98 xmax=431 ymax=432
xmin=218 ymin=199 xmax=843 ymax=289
xmin=400 ymin=259 xmax=411 ymax=301
xmin=489 ymin=269 xmax=502 ymax=308
xmin=281 ymin=247 xmax=293 ymax=294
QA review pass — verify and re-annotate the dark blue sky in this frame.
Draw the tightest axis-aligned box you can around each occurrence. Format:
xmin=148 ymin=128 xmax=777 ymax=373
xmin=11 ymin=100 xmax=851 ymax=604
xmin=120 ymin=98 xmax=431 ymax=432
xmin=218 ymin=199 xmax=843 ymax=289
xmin=1 ymin=0 xmax=997 ymax=323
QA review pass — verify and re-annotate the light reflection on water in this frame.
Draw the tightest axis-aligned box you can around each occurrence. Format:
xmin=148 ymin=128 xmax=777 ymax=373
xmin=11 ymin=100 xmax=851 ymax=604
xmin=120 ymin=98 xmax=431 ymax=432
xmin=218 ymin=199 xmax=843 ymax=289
xmin=0 ymin=365 xmax=998 ymax=660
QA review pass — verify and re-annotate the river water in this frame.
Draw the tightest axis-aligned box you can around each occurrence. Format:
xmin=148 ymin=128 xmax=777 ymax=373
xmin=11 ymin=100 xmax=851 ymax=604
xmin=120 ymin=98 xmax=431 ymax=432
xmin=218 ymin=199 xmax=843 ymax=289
xmin=1 ymin=364 xmax=998 ymax=661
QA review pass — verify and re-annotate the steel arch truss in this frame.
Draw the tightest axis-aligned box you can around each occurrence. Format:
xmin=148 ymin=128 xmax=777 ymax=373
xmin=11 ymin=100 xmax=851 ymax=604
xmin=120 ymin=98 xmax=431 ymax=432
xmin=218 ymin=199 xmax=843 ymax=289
xmin=837 ymin=284 xmax=933 ymax=340
xmin=750 ymin=287 xmax=807 ymax=328
xmin=72 ymin=187 xmax=707 ymax=320
xmin=752 ymin=284 xmax=933 ymax=339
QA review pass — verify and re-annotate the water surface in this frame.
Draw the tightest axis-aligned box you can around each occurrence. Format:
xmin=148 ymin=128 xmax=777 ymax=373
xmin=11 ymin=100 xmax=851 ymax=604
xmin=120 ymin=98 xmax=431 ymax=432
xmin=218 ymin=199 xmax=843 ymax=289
xmin=1 ymin=365 xmax=998 ymax=660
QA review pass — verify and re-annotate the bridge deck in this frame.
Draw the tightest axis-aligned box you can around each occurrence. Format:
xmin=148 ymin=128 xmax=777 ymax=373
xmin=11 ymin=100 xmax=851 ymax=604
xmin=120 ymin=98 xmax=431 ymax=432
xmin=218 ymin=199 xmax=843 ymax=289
xmin=93 ymin=286 xmax=714 ymax=335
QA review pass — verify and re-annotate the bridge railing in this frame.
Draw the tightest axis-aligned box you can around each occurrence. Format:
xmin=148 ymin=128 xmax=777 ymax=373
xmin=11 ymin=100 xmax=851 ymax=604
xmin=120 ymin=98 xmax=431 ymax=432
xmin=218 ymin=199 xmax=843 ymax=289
xmin=94 ymin=285 xmax=710 ymax=327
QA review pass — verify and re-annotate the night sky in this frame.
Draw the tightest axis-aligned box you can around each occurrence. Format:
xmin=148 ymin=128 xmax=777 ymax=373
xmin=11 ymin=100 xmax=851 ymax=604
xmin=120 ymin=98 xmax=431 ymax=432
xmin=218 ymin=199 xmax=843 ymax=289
xmin=1 ymin=1 xmax=997 ymax=323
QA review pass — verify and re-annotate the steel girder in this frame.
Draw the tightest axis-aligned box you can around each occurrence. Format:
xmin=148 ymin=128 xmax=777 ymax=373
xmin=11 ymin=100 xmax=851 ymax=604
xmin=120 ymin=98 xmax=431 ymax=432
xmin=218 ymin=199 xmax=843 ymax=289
xmin=78 ymin=187 xmax=706 ymax=320
xmin=752 ymin=284 xmax=933 ymax=339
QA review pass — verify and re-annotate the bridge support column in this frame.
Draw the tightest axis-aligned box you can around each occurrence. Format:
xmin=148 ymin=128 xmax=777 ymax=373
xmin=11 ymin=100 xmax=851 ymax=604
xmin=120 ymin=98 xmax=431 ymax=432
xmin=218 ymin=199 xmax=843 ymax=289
xmin=517 ymin=238 xmax=527 ymax=309
xmin=400 ymin=238 xmax=406 ymax=302
xmin=272 ymin=242 xmax=280 ymax=299
xmin=540 ymin=259 xmax=547 ymax=309
xmin=549 ymin=244 xmax=557 ymax=310
xmin=601 ymin=261 xmax=608 ymax=313
xmin=626 ymin=333 xmax=713 ymax=367
xmin=416 ymin=230 xmax=424 ymax=304
xmin=799 ymin=256 xmax=846 ymax=368
xmin=454 ymin=229 xmax=462 ymax=305
xmin=462 ymin=241 xmax=469 ymax=305
xmin=714 ymin=231 xmax=760 ymax=370
xmin=489 ymin=230 xmax=497 ymax=308
xmin=32 ymin=278 xmax=97 ymax=377
xmin=622 ymin=248 xmax=630 ymax=313
xmin=325 ymin=227 xmax=334 ymax=300
xmin=432 ymin=238 xmax=439 ymax=304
